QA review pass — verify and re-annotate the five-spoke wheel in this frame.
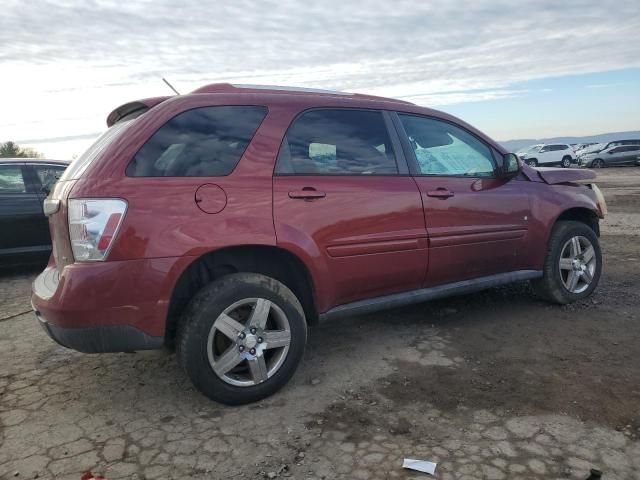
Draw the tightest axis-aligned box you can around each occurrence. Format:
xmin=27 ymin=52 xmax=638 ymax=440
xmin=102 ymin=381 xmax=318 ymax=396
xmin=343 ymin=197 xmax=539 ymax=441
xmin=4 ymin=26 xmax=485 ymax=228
xmin=558 ymin=236 xmax=597 ymax=294
xmin=177 ymin=273 xmax=307 ymax=405
xmin=208 ymin=298 xmax=292 ymax=387
xmin=534 ymin=220 xmax=602 ymax=304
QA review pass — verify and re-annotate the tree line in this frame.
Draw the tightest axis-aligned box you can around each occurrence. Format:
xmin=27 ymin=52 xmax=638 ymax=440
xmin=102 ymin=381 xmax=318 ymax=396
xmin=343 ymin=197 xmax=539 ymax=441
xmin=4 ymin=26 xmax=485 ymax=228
xmin=0 ymin=141 xmax=43 ymax=158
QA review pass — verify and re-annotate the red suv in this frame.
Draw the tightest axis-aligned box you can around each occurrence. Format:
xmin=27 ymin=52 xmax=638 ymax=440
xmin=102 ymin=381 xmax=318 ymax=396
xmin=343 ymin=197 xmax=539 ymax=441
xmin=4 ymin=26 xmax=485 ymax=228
xmin=32 ymin=84 xmax=607 ymax=404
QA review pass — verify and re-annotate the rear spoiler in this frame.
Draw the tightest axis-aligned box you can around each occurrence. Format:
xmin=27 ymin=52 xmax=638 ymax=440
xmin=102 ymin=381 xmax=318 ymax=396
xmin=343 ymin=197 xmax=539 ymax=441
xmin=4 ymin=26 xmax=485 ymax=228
xmin=106 ymin=96 xmax=171 ymax=127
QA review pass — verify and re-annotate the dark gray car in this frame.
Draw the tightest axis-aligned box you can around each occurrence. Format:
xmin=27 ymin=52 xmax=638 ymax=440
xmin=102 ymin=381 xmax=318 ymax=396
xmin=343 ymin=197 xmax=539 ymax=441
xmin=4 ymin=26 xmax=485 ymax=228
xmin=579 ymin=145 xmax=640 ymax=168
xmin=0 ymin=158 xmax=69 ymax=266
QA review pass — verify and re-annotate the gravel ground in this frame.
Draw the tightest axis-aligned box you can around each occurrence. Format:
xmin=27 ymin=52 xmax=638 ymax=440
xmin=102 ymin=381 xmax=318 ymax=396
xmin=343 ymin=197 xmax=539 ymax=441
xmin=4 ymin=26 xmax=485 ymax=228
xmin=1 ymin=167 xmax=639 ymax=480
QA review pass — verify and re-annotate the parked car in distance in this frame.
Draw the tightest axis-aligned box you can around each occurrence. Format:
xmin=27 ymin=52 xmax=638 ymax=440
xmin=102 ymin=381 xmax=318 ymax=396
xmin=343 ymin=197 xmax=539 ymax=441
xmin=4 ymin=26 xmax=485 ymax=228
xmin=517 ymin=143 xmax=576 ymax=167
xmin=579 ymin=144 xmax=640 ymax=168
xmin=574 ymin=142 xmax=598 ymax=153
xmin=32 ymin=84 xmax=607 ymax=405
xmin=577 ymin=140 xmax=640 ymax=159
xmin=0 ymin=158 xmax=69 ymax=266
xmin=516 ymin=144 xmax=543 ymax=158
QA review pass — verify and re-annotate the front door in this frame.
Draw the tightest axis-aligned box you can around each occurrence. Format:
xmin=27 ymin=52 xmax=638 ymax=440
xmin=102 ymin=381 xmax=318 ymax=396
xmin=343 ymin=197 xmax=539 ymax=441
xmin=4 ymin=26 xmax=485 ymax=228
xmin=273 ymin=108 xmax=428 ymax=311
xmin=394 ymin=113 xmax=531 ymax=287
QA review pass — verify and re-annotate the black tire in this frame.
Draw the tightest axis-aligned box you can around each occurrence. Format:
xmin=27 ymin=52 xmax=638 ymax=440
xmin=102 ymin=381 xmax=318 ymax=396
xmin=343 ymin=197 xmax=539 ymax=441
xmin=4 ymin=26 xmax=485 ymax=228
xmin=177 ymin=273 xmax=307 ymax=405
xmin=561 ymin=156 xmax=572 ymax=168
xmin=592 ymin=158 xmax=604 ymax=168
xmin=533 ymin=221 xmax=602 ymax=304
xmin=527 ymin=158 xmax=538 ymax=167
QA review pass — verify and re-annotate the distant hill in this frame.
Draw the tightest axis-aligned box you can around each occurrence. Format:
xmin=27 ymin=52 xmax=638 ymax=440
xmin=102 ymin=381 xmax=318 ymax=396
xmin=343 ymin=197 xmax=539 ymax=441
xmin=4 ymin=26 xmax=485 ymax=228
xmin=500 ymin=131 xmax=640 ymax=152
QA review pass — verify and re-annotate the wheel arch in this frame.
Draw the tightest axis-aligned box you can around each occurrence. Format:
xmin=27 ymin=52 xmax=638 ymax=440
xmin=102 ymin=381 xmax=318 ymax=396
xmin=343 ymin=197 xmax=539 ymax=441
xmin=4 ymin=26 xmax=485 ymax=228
xmin=553 ymin=207 xmax=600 ymax=237
xmin=165 ymin=245 xmax=319 ymax=348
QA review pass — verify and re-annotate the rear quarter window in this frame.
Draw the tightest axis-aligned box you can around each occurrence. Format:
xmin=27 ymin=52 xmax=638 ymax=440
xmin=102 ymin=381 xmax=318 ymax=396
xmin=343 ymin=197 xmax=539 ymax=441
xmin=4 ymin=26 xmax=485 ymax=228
xmin=126 ymin=106 xmax=267 ymax=177
xmin=61 ymin=120 xmax=133 ymax=181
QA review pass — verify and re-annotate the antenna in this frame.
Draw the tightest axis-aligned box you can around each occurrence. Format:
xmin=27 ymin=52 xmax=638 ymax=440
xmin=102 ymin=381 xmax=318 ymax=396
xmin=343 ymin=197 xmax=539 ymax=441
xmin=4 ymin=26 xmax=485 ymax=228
xmin=162 ymin=78 xmax=180 ymax=95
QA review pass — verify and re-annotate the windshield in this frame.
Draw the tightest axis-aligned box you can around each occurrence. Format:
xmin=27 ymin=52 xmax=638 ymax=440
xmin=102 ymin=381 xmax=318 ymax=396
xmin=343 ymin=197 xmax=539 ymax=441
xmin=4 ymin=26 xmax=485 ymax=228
xmin=60 ymin=120 xmax=133 ymax=181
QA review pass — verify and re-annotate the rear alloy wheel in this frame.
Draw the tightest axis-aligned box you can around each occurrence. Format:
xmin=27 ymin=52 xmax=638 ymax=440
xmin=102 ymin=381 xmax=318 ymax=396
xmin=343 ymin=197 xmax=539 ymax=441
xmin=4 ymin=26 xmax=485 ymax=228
xmin=534 ymin=221 xmax=602 ymax=304
xmin=207 ymin=298 xmax=291 ymax=387
xmin=561 ymin=156 xmax=572 ymax=168
xmin=177 ymin=273 xmax=307 ymax=405
xmin=592 ymin=159 xmax=604 ymax=168
xmin=526 ymin=159 xmax=538 ymax=167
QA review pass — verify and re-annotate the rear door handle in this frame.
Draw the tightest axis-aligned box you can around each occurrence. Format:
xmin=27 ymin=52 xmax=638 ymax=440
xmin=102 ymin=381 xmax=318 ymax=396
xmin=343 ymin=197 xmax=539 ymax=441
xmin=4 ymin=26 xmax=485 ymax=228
xmin=288 ymin=188 xmax=326 ymax=200
xmin=426 ymin=188 xmax=454 ymax=199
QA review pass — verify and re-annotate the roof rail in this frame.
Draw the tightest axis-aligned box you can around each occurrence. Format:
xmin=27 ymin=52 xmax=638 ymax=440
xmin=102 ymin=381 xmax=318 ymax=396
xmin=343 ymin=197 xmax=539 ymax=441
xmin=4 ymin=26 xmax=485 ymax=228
xmin=190 ymin=83 xmax=414 ymax=104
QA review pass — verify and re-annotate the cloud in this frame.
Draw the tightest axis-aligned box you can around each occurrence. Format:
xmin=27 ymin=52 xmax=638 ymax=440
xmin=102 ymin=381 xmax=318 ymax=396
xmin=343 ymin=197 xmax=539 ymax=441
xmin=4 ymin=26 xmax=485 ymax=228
xmin=2 ymin=0 xmax=640 ymax=155
xmin=400 ymin=89 xmax=529 ymax=106
xmin=585 ymin=82 xmax=632 ymax=89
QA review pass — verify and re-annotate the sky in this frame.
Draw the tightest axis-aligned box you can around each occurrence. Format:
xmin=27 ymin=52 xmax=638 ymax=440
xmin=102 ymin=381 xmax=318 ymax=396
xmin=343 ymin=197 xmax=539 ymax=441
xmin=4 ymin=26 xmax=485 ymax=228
xmin=1 ymin=0 xmax=639 ymax=159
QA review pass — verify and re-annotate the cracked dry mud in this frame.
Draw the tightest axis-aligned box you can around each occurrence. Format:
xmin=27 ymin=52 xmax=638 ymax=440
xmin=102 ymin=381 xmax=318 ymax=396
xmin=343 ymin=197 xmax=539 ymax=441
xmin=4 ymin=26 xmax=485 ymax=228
xmin=1 ymin=167 xmax=639 ymax=479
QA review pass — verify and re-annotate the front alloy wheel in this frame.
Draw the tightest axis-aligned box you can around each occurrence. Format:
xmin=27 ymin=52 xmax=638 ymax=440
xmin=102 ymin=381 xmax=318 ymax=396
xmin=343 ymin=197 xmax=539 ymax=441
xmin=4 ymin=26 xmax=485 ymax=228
xmin=558 ymin=236 xmax=597 ymax=293
xmin=534 ymin=221 xmax=602 ymax=304
xmin=177 ymin=273 xmax=307 ymax=405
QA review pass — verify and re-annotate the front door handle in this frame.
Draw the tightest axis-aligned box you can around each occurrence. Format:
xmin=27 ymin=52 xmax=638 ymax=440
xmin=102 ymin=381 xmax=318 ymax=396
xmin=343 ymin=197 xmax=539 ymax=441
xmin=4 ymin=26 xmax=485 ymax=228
xmin=426 ymin=188 xmax=454 ymax=199
xmin=288 ymin=188 xmax=326 ymax=200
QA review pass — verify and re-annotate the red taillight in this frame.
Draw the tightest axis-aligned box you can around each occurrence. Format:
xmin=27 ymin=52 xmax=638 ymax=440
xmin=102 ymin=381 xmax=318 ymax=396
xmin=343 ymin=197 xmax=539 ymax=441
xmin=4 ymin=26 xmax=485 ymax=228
xmin=68 ymin=199 xmax=127 ymax=261
xmin=97 ymin=213 xmax=123 ymax=251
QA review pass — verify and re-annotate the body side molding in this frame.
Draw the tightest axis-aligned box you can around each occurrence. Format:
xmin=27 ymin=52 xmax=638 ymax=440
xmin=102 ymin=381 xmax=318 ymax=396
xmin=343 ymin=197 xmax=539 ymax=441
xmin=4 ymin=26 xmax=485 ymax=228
xmin=319 ymin=270 xmax=543 ymax=321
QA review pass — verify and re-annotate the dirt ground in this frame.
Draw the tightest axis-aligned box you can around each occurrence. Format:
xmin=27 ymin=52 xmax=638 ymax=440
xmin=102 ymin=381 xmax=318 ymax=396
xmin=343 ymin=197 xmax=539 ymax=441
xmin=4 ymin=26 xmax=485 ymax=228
xmin=1 ymin=168 xmax=639 ymax=480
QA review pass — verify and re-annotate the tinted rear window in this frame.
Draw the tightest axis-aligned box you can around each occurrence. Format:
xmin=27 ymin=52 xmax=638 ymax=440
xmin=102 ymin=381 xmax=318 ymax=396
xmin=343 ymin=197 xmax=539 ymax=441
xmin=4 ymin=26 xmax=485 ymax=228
xmin=126 ymin=106 xmax=267 ymax=177
xmin=275 ymin=109 xmax=397 ymax=175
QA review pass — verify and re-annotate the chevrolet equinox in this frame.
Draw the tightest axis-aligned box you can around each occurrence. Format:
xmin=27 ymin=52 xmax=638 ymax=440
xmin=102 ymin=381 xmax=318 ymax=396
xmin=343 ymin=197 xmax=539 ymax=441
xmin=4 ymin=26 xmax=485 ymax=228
xmin=32 ymin=84 xmax=607 ymax=404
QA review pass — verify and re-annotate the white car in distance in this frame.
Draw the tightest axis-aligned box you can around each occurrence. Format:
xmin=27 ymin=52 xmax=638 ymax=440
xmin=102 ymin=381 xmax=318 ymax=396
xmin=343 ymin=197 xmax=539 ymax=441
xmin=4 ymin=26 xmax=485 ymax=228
xmin=517 ymin=144 xmax=576 ymax=168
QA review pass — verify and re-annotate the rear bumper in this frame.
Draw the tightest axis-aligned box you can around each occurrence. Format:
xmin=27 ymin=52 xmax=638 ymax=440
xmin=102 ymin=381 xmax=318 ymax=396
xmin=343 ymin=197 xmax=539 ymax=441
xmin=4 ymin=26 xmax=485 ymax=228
xmin=31 ymin=256 xmax=192 ymax=353
xmin=35 ymin=310 xmax=163 ymax=353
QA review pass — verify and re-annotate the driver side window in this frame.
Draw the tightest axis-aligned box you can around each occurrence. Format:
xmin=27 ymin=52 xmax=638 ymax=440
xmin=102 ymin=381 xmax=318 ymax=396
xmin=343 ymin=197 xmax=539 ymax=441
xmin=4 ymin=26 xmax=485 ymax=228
xmin=398 ymin=114 xmax=496 ymax=177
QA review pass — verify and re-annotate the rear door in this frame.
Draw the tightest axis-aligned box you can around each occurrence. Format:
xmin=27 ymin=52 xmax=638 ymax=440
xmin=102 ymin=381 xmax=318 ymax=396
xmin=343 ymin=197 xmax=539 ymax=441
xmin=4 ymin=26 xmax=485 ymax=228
xmin=393 ymin=113 xmax=530 ymax=287
xmin=557 ymin=144 xmax=572 ymax=161
xmin=625 ymin=146 xmax=640 ymax=164
xmin=273 ymin=108 xmax=428 ymax=310
xmin=25 ymin=163 xmax=68 ymax=247
xmin=31 ymin=163 xmax=67 ymax=196
xmin=617 ymin=146 xmax=640 ymax=165
xmin=548 ymin=145 xmax=564 ymax=165
xmin=0 ymin=163 xmax=48 ymax=254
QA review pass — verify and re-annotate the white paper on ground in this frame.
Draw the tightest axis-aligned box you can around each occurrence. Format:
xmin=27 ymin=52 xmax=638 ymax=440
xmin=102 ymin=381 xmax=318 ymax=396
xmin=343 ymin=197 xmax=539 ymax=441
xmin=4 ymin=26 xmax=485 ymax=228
xmin=402 ymin=458 xmax=437 ymax=475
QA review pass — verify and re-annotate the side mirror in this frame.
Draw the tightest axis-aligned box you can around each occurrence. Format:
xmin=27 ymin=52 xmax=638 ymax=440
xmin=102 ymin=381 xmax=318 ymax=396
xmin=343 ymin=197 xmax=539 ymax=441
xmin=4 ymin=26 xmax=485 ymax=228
xmin=503 ymin=153 xmax=520 ymax=178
